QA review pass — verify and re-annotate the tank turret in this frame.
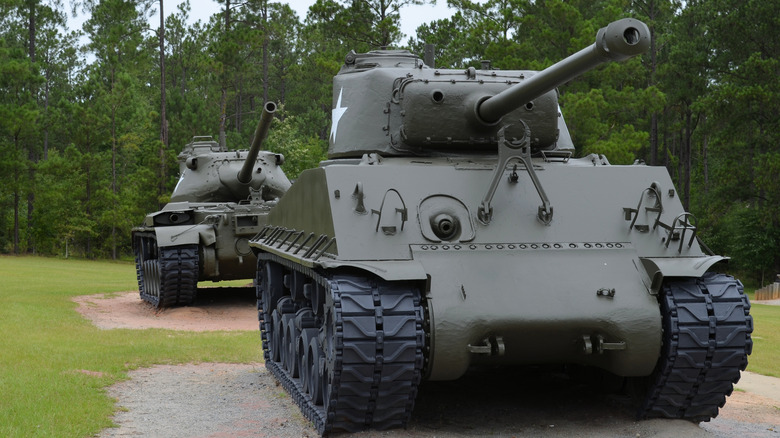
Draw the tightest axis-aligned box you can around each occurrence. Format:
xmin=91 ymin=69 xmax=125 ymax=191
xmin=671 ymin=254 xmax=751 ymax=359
xmin=171 ymin=102 xmax=288 ymax=203
xmin=249 ymin=19 xmax=752 ymax=436
xmin=329 ymin=18 xmax=648 ymax=158
xmin=132 ymin=102 xmax=291 ymax=308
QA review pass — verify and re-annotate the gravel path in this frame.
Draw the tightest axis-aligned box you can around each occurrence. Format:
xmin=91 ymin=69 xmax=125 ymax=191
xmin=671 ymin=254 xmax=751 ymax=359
xmin=96 ymin=363 xmax=780 ymax=438
xmin=76 ymin=291 xmax=780 ymax=438
xmin=99 ymin=363 xmax=314 ymax=438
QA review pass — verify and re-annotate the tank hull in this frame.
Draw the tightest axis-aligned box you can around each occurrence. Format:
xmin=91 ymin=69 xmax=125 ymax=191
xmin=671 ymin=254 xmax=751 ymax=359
xmin=250 ymin=156 xmax=752 ymax=433
xmin=132 ymin=200 xmax=271 ymax=307
xmin=134 ymin=201 xmax=269 ymax=278
xmin=251 ymin=156 xmax=706 ymax=379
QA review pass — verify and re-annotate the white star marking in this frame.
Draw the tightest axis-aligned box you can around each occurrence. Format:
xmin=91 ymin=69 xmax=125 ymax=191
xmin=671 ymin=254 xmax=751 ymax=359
xmin=330 ymin=88 xmax=348 ymax=143
xmin=173 ymin=171 xmax=185 ymax=195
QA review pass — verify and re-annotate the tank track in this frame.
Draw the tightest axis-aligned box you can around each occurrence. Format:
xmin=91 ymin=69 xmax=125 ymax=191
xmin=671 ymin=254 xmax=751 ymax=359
xmin=133 ymin=232 xmax=199 ymax=308
xmin=255 ymin=253 xmax=425 ymax=435
xmin=638 ymin=272 xmax=753 ymax=421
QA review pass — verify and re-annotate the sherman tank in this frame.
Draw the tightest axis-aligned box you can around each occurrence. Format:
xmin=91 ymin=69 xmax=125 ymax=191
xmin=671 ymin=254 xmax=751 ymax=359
xmin=249 ymin=19 xmax=753 ymax=435
xmin=133 ymin=102 xmax=291 ymax=308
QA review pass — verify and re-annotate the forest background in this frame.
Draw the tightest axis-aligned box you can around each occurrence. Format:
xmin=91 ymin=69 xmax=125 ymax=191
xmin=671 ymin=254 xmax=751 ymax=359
xmin=1 ymin=0 xmax=778 ymax=285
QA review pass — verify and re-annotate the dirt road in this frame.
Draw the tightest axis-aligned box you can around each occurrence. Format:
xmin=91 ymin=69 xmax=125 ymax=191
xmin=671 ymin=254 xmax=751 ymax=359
xmin=74 ymin=290 xmax=780 ymax=438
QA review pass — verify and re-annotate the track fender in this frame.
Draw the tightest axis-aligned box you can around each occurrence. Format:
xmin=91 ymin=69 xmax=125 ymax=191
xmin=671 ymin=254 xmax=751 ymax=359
xmin=318 ymin=259 xmax=428 ymax=281
xmin=154 ymin=224 xmax=216 ymax=248
xmin=640 ymin=256 xmax=727 ymax=293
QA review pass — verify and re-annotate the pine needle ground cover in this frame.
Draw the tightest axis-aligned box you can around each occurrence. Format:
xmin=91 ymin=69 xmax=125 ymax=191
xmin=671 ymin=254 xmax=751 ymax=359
xmin=0 ymin=256 xmax=261 ymax=438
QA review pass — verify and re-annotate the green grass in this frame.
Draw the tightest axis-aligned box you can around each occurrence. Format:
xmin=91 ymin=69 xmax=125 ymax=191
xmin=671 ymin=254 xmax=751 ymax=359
xmin=742 ymin=285 xmax=780 ymax=377
xmin=0 ymin=256 xmax=777 ymax=436
xmin=746 ymin=303 xmax=780 ymax=377
xmin=743 ymin=286 xmax=756 ymax=302
xmin=0 ymin=256 xmax=261 ymax=438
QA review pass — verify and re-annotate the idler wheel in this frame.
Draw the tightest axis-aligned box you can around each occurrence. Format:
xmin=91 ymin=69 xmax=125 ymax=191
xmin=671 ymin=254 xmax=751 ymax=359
xmin=260 ymin=261 xmax=285 ymax=314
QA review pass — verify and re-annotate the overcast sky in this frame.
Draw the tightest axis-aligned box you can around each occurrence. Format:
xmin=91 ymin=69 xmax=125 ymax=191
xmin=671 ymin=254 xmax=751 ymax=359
xmin=67 ymin=0 xmax=456 ymax=45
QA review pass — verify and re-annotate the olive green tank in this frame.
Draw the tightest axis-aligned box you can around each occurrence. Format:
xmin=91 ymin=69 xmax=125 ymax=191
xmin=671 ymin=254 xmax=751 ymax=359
xmin=133 ymin=102 xmax=291 ymax=308
xmin=249 ymin=20 xmax=752 ymax=435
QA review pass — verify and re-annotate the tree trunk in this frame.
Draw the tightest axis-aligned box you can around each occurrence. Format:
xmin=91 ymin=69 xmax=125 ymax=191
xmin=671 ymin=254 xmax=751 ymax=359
xmin=236 ymin=83 xmax=242 ymax=133
xmin=13 ymin=131 xmax=21 ymax=254
xmin=702 ymin=115 xmax=709 ymax=194
xmin=682 ymin=110 xmax=692 ymax=210
xmin=647 ymin=1 xmax=659 ymax=166
xmin=219 ymin=87 xmax=228 ymax=148
xmin=14 ymin=191 xmax=20 ymax=255
xmin=662 ymin=108 xmax=670 ymax=170
xmin=261 ymin=0 xmax=269 ymax=104
xmin=44 ymin=67 xmax=50 ymax=160
xmin=86 ymin=158 xmax=92 ymax=258
xmin=218 ymin=0 xmax=231 ymax=149
xmin=112 ymin=113 xmax=117 ymax=260
xmin=27 ymin=148 xmax=35 ymax=254
xmin=27 ymin=0 xmax=35 ymax=62
xmin=111 ymin=67 xmax=118 ymax=260
xmin=650 ymin=113 xmax=658 ymax=166
xmin=159 ymin=0 xmax=168 ymax=204
xmin=27 ymin=0 xmax=37 ymax=254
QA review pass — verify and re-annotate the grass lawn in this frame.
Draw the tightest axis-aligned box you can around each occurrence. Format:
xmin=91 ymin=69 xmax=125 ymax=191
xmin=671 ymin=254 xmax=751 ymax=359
xmin=0 ymin=256 xmax=776 ymax=437
xmin=0 ymin=255 xmax=261 ymax=438
xmin=740 ymin=286 xmax=779 ymax=377
xmin=745 ymin=302 xmax=780 ymax=377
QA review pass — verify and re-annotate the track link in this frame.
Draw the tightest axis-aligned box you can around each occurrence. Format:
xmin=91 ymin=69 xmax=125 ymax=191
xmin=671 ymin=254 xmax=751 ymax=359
xmin=255 ymin=253 xmax=425 ymax=435
xmin=638 ymin=272 xmax=753 ymax=421
xmin=133 ymin=232 xmax=199 ymax=308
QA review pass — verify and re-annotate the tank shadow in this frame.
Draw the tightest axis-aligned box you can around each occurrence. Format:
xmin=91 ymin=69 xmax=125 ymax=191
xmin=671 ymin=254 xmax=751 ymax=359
xmin=399 ymin=366 xmax=695 ymax=437
xmin=193 ymin=285 xmax=255 ymax=307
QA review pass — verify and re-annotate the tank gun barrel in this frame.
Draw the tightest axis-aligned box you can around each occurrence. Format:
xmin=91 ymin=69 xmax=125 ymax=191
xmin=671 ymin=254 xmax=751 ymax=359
xmin=238 ymin=101 xmax=277 ymax=184
xmin=477 ymin=18 xmax=650 ymax=124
